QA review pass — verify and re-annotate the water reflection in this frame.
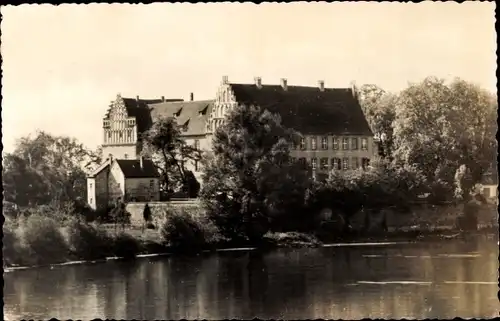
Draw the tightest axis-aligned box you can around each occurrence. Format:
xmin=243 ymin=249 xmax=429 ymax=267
xmin=4 ymin=234 xmax=499 ymax=320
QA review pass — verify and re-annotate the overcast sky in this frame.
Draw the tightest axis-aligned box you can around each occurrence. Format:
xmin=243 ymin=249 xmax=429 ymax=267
xmin=1 ymin=2 xmax=496 ymax=153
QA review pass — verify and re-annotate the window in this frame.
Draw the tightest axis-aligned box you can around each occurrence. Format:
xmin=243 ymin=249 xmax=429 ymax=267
xmin=311 ymin=158 xmax=317 ymax=170
xmin=331 ymin=158 xmax=341 ymax=170
xmin=342 ymin=138 xmax=349 ymax=150
xmin=119 ymin=132 xmax=123 ymax=139
xmin=352 ymin=157 xmax=359 ymax=169
xmin=361 ymin=138 xmax=368 ymax=151
xmin=362 ymin=158 xmax=370 ymax=170
xmin=90 ymin=198 xmax=93 ymax=204
xmin=342 ymin=157 xmax=349 ymax=170
xmin=332 ymin=137 xmax=339 ymax=150
xmin=127 ymin=131 xmax=132 ymax=138
xmin=298 ymin=157 xmax=307 ymax=169
xmin=311 ymin=137 xmax=317 ymax=150
xmin=108 ymin=132 xmax=112 ymax=138
xmin=351 ymin=138 xmax=358 ymax=150
xmin=194 ymin=140 xmax=200 ymax=150
xmin=321 ymin=137 xmax=328 ymax=150
xmin=300 ymin=138 xmax=306 ymax=150
xmin=89 ymin=183 xmax=93 ymax=189
xmin=124 ymin=153 xmax=128 ymax=159
xmin=290 ymin=157 xmax=296 ymax=164
xmin=320 ymin=158 xmax=329 ymax=170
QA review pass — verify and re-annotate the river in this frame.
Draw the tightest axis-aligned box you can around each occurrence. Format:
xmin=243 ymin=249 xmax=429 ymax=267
xmin=4 ymin=233 xmax=499 ymax=320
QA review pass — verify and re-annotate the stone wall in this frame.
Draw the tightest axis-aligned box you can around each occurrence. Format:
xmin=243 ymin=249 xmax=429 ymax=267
xmin=125 ymin=199 xmax=203 ymax=227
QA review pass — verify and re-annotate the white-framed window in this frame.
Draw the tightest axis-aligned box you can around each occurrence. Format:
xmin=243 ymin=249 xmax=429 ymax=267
xmin=320 ymin=158 xmax=329 ymax=170
xmin=342 ymin=138 xmax=349 ymax=150
xmin=352 ymin=157 xmax=359 ymax=169
xmin=351 ymin=138 xmax=358 ymax=150
xmin=333 ymin=137 xmax=339 ymax=150
xmin=300 ymin=138 xmax=306 ymax=150
xmin=89 ymin=183 xmax=93 ymax=190
xmin=124 ymin=153 xmax=128 ymax=159
xmin=299 ymin=157 xmax=307 ymax=169
xmin=90 ymin=198 xmax=93 ymax=204
xmin=331 ymin=158 xmax=341 ymax=170
xmin=311 ymin=158 xmax=317 ymax=170
xmin=362 ymin=157 xmax=370 ymax=170
xmin=311 ymin=137 xmax=317 ymax=150
xmin=342 ymin=157 xmax=349 ymax=170
xmin=361 ymin=138 xmax=368 ymax=151
xmin=321 ymin=137 xmax=328 ymax=150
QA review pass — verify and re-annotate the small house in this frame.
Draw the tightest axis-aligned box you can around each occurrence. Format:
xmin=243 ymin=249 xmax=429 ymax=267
xmin=87 ymin=156 xmax=160 ymax=210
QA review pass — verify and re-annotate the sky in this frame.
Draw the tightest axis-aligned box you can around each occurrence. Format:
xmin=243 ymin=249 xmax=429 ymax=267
xmin=1 ymin=2 xmax=497 ymax=153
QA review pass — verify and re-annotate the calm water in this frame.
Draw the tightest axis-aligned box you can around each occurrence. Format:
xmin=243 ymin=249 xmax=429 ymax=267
xmin=4 ymin=234 xmax=499 ymax=320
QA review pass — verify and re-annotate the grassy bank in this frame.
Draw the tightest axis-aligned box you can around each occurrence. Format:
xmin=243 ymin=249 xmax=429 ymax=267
xmin=4 ymin=208 xmax=496 ymax=269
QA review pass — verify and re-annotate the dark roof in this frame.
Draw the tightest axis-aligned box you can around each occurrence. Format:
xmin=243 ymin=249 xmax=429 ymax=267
xmin=115 ymin=159 xmax=159 ymax=178
xmin=147 ymin=100 xmax=214 ymax=136
xmin=105 ymin=97 xmax=184 ymax=134
xmin=229 ymin=84 xmax=373 ymax=136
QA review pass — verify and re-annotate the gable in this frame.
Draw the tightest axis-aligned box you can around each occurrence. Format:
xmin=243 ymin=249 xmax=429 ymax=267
xmin=115 ymin=159 xmax=159 ymax=178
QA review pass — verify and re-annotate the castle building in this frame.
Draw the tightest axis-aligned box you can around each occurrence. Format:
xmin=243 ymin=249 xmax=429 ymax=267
xmin=87 ymin=76 xmax=375 ymax=209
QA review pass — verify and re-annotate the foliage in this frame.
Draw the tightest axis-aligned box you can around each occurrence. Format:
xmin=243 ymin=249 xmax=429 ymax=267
xmin=2 ymin=131 xmax=102 ymax=207
xmin=143 ymin=203 xmax=152 ymax=223
xmin=111 ymin=232 xmax=141 ymax=259
xmin=141 ymin=117 xmax=203 ymax=196
xmin=357 ymin=84 xmax=397 ymax=160
xmin=392 ymin=77 xmax=497 ymax=200
xmin=17 ymin=214 xmax=69 ymax=265
xmin=65 ymin=220 xmax=113 ymax=260
xmin=263 ymin=232 xmax=322 ymax=248
xmin=159 ymin=208 xmax=219 ymax=251
xmin=200 ymin=104 xmax=312 ymax=242
xmin=109 ymin=202 xmax=131 ymax=230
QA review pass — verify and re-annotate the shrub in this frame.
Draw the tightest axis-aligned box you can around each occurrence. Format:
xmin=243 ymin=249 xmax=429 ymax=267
xmin=18 ymin=214 xmax=69 ymax=265
xmin=160 ymin=208 xmax=218 ymax=251
xmin=111 ymin=232 xmax=141 ymax=259
xmin=65 ymin=220 xmax=113 ymax=260
xmin=3 ymin=218 xmax=25 ymax=266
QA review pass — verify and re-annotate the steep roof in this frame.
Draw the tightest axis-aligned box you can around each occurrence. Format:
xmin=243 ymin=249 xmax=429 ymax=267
xmin=105 ymin=97 xmax=184 ymax=134
xmin=115 ymin=159 xmax=159 ymax=178
xmin=229 ymin=84 xmax=373 ymax=136
xmin=147 ymin=100 xmax=214 ymax=136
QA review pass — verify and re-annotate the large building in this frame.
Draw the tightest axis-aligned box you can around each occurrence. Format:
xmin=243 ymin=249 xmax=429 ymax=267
xmin=88 ymin=76 xmax=375 ymax=208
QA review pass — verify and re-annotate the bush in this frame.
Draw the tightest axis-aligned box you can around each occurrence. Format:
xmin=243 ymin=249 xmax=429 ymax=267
xmin=18 ymin=214 xmax=69 ymax=265
xmin=111 ymin=232 xmax=141 ymax=259
xmin=3 ymin=218 xmax=25 ymax=266
xmin=65 ymin=220 xmax=113 ymax=260
xmin=160 ymin=208 xmax=219 ymax=252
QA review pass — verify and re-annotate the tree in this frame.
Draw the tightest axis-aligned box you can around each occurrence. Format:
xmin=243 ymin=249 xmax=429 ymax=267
xmin=357 ymin=84 xmax=397 ymax=160
xmin=200 ymin=104 xmax=311 ymax=242
xmin=141 ymin=117 xmax=202 ymax=196
xmin=2 ymin=131 xmax=101 ymax=207
xmin=392 ymin=77 xmax=497 ymax=200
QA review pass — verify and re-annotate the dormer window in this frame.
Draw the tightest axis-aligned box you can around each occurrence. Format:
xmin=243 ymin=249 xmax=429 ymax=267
xmin=174 ymin=107 xmax=183 ymax=117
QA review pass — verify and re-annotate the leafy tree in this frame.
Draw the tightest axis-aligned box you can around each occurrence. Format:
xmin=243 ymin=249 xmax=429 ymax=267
xmin=109 ymin=201 xmax=131 ymax=231
xmin=141 ymin=117 xmax=202 ymax=197
xmin=357 ymin=84 xmax=397 ymax=160
xmin=392 ymin=77 xmax=497 ymax=200
xmin=2 ymin=131 xmax=101 ymax=207
xmin=200 ymin=104 xmax=311 ymax=242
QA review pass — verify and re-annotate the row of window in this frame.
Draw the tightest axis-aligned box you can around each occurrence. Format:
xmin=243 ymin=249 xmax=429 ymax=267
xmin=293 ymin=157 xmax=370 ymax=171
xmin=294 ymin=137 xmax=369 ymax=151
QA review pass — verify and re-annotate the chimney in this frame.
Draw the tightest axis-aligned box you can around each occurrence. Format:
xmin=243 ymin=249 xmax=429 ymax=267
xmin=254 ymin=77 xmax=262 ymax=89
xmin=136 ymin=95 xmax=140 ymax=101
xmin=190 ymin=92 xmax=194 ymax=101
xmin=139 ymin=156 xmax=143 ymax=170
xmin=222 ymin=75 xmax=229 ymax=84
xmin=318 ymin=80 xmax=325 ymax=92
xmin=281 ymin=78 xmax=288 ymax=91
xmin=161 ymin=96 xmax=165 ymax=102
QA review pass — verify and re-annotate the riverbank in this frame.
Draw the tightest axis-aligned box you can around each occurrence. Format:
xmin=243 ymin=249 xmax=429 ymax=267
xmin=5 ymin=224 xmax=497 ymax=271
